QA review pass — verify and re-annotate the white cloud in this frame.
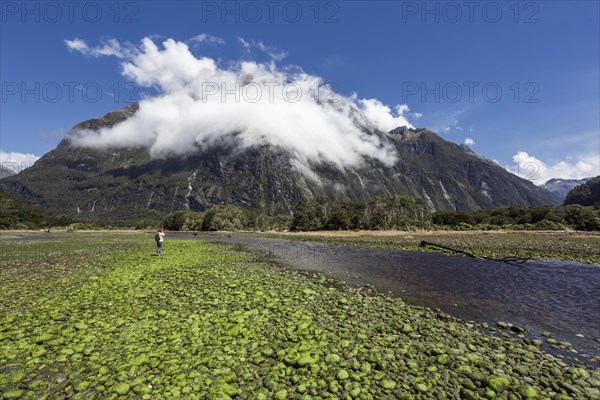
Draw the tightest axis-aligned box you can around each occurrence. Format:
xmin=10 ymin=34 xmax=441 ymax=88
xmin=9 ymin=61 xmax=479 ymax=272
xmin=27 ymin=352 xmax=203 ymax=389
xmin=505 ymin=151 xmax=599 ymax=185
xmin=358 ymin=100 xmax=413 ymax=133
xmin=0 ymin=150 xmax=41 ymax=172
xmin=238 ymin=37 xmax=251 ymax=50
xmin=66 ymin=36 xmax=418 ymax=169
xmin=237 ymin=37 xmax=287 ymax=61
xmin=65 ymin=38 xmax=135 ymax=58
xmin=464 ymin=137 xmax=475 ymax=146
xmin=64 ymin=38 xmax=88 ymax=52
xmin=441 ymin=119 xmax=462 ymax=133
xmin=188 ymin=34 xmax=225 ymax=45
xmin=424 ymin=106 xmax=469 ymax=134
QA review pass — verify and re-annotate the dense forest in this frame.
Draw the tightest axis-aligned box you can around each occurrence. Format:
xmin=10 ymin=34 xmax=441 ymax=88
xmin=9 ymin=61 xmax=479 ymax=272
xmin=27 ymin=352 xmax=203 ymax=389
xmin=160 ymin=196 xmax=430 ymax=232
xmin=161 ymin=205 xmax=291 ymax=232
xmin=159 ymin=196 xmax=600 ymax=232
xmin=564 ymin=176 xmax=600 ymax=206
xmin=290 ymin=196 xmax=430 ymax=231
xmin=0 ymin=188 xmax=75 ymax=229
xmin=432 ymin=204 xmax=600 ymax=231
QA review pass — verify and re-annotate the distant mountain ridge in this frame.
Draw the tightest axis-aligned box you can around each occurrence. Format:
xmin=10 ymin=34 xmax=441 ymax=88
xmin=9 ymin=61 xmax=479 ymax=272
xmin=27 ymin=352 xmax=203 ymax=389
xmin=1 ymin=105 xmax=559 ymax=224
xmin=541 ymin=177 xmax=592 ymax=200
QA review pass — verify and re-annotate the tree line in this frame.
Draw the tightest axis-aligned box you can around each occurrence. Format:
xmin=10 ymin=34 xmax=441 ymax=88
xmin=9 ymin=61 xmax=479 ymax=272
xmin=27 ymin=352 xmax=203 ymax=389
xmin=161 ymin=195 xmax=432 ymax=232
xmin=433 ymin=204 xmax=600 ymax=231
xmin=160 ymin=198 xmax=600 ymax=232
xmin=290 ymin=196 xmax=430 ymax=231
xmin=162 ymin=205 xmax=291 ymax=232
xmin=2 ymin=187 xmax=598 ymax=232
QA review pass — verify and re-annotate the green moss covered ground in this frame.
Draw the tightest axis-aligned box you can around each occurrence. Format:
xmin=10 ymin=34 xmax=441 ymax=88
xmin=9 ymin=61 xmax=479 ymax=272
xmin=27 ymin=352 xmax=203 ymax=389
xmin=1 ymin=237 xmax=598 ymax=399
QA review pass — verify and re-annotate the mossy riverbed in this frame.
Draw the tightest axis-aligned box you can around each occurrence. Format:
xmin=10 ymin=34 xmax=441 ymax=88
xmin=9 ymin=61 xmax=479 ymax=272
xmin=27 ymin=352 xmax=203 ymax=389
xmin=1 ymin=237 xmax=598 ymax=399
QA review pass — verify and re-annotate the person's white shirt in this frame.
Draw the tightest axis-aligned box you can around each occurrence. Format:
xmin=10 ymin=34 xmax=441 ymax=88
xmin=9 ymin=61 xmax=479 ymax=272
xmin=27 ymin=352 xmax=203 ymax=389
xmin=158 ymin=232 xmax=165 ymax=242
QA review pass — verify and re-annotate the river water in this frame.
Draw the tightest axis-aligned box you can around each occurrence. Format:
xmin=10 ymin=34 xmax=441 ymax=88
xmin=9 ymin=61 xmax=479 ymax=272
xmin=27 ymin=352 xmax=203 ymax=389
xmin=184 ymin=234 xmax=600 ymax=361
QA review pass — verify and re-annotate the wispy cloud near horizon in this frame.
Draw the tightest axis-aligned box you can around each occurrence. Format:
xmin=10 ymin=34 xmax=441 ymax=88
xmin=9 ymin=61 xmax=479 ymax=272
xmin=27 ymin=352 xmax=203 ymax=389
xmin=0 ymin=150 xmax=41 ymax=168
xmin=237 ymin=37 xmax=287 ymax=61
xmin=65 ymin=38 xmax=136 ymax=58
xmin=188 ymin=34 xmax=225 ymax=46
xmin=506 ymin=151 xmax=599 ymax=185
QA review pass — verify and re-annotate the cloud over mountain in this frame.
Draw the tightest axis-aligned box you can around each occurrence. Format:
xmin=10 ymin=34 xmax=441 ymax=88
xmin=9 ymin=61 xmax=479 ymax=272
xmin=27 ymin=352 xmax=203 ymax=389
xmin=463 ymin=138 xmax=475 ymax=146
xmin=65 ymin=36 xmax=416 ymax=168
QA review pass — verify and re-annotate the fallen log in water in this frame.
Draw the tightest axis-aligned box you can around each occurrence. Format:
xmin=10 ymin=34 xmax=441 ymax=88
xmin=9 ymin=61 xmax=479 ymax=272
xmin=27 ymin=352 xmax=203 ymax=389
xmin=418 ymin=240 xmax=530 ymax=264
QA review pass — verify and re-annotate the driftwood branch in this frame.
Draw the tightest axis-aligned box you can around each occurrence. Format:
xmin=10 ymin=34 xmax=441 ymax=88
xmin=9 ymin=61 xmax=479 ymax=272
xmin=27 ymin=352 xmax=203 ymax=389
xmin=419 ymin=241 xmax=530 ymax=264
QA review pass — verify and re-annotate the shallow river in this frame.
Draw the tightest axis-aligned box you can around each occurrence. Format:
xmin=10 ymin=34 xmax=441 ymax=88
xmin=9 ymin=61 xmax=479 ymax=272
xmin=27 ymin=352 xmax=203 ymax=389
xmin=184 ymin=234 xmax=600 ymax=360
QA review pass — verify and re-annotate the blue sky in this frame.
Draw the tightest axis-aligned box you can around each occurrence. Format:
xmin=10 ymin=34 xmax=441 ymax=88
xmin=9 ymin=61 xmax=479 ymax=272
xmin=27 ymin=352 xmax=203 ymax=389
xmin=1 ymin=0 xmax=599 ymax=184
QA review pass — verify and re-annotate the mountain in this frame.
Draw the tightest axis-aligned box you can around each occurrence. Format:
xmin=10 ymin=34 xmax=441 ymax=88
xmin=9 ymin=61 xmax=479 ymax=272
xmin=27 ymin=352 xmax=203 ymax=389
xmin=541 ymin=177 xmax=592 ymax=200
xmin=0 ymin=188 xmax=45 ymax=228
xmin=0 ymin=165 xmax=16 ymax=179
xmin=564 ymin=176 xmax=600 ymax=206
xmin=1 ymin=105 xmax=559 ymax=224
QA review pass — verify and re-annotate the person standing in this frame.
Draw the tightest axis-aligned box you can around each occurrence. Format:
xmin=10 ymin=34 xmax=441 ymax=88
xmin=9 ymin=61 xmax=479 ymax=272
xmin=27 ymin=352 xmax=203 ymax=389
xmin=155 ymin=228 xmax=166 ymax=255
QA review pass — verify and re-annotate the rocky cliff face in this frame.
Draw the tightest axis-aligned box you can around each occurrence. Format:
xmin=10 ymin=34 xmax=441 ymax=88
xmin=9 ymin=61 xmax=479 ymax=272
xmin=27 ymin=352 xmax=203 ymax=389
xmin=1 ymin=106 xmax=559 ymax=224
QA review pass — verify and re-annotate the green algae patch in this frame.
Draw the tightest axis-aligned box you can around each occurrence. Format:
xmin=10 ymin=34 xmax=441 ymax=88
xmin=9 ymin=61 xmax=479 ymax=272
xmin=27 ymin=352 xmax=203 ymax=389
xmin=0 ymin=237 xmax=598 ymax=399
xmin=487 ymin=376 xmax=511 ymax=392
xmin=112 ymin=383 xmax=130 ymax=395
